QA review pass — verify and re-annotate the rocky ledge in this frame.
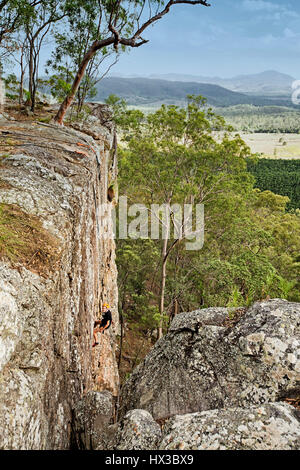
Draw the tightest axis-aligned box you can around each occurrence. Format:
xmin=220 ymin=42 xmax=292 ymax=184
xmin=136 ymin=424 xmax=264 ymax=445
xmin=83 ymin=299 xmax=299 ymax=450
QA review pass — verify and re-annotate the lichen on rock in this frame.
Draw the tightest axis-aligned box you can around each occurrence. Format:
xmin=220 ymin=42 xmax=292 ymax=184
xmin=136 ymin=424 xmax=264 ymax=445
xmin=120 ymin=300 xmax=300 ymax=421
xmin=115 ymin=409 xmax=162 ymax=450
xmin=0 ymin=113 xmax=119 ymax=450
xmin=159 ymin=402 xmax=300 ymax=450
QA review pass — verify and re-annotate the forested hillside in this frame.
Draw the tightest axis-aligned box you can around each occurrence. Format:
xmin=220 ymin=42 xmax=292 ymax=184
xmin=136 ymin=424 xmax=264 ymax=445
xmin=112 ymin=96 xmax=300 ymax=359
xmin=219 ymin=105 xmax=300 ymax=133
xmin=93 ymin=77 xmax=293 ymax=107
xmin=247 ymin=159 xmax=300 ymax=211
xmin=150 ymin=70 xmax=294 ymax=95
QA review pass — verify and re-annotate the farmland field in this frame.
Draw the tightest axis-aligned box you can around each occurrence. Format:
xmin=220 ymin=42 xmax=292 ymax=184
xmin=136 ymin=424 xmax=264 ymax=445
xmin=240 ymin=133 xmax=300 ymax=159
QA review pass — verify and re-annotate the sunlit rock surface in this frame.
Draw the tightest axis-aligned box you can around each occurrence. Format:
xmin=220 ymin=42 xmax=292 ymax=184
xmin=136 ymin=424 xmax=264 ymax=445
xmin=0 ymin=115 xmax=119 ymax=449
xmin=120 ymin=300 xmax=300 ymax=420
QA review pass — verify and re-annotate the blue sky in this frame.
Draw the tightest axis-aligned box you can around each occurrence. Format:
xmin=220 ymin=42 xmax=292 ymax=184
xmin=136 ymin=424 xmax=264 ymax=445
xmin=109 ymin=0 xmax=300 ymax=78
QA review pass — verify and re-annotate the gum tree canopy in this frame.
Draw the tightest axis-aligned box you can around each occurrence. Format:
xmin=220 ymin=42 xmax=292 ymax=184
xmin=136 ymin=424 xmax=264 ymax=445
xmin=53 ymin=0 xmax=211 ymax=125
xmin=0 ymin=0 xmax=40 ymax=46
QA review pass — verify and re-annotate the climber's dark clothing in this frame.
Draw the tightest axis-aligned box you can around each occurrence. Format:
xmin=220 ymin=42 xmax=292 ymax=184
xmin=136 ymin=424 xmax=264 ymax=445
xmin=94 ymin=310 xmax=112 ymax=329
xmin=101 ymin=309 xmax=112 ymax=328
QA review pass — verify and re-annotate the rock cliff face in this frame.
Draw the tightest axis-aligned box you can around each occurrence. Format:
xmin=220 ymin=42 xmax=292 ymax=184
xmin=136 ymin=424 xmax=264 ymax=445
xmin=1 ymin=103 xmax=299 ymax=451
xmin=0 ymin=111 xmax=119 ymax=450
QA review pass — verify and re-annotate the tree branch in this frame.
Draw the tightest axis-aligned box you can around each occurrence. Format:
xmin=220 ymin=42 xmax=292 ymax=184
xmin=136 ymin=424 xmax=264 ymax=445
xmin=54 ymin=0 xmax=211 ymax=124
xmin=130 ymin=0 xmax=210 ymax=43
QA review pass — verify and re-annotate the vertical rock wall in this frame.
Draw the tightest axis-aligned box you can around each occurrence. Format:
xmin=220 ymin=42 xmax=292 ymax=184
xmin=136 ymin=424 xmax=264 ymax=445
xmin=0 ymin=110 xmax=119 ymax=449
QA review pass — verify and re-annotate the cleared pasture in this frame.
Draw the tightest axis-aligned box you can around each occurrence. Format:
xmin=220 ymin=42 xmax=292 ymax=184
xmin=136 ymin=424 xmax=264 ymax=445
xmin=240 ymin=133 xmax=300 ymax=159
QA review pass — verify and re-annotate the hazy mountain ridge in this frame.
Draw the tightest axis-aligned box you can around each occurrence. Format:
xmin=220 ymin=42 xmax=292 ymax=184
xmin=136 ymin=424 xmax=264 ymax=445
xmin=139 ymin=70 xmax=296 ymax=95
xmin=94 ymin=76 xmax=294 ymax=107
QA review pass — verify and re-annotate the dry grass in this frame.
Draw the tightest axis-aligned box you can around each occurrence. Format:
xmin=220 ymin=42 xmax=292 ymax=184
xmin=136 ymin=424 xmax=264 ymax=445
xmin=2 ymin=101 xmax=54 ymax=122
xmin=241 ymin=133 xmax=300 ymax=160
xmin=222 ymin=307 xmax=247 ymax=328
xmin=0 ymin=203 xmax=60 ymax=277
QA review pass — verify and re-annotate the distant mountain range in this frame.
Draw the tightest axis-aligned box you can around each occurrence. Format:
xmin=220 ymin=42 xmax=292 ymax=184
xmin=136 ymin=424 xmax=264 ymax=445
xmin=94 ymin=75 xmax=294 ymax=108
xmin=112 ymin=70 xmax=295 ymax=96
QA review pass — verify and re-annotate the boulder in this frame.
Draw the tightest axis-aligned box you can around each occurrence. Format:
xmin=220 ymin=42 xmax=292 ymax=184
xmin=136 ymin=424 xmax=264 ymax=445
xmin=69 ymin=104 xmax=114 ymax=143
xmin=72 ymin=391 xmax=113 ymax=450
xmin=159 ymin=402 xmax=300 ymax=450
xmin=120 ymin=300 xmax=300 ymax=420
xmin=115 ymin=409 xmax=162 ymax=450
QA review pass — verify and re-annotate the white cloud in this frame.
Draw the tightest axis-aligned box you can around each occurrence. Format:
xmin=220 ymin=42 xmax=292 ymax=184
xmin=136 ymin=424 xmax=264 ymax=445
xmin=242 ymin=0 xmax=298 ymax=18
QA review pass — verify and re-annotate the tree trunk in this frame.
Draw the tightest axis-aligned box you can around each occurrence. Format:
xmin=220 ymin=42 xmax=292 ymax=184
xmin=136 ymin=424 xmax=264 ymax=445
xmin=53 ymin=36 xmax=117 ymax=125
xmin=158 ymin=236 xmax=168 ymax=339
xmin=174 ymin=297 xmax=178 ymax=316
xmin=19 ymin=69 xmax=24 ymax=105
xmin=28 ymin=41 xmax=37 ymax=112
xmin=54 ymin=43 xmax=100 ymax=125
xmin=19 ymin=46 xmax=25 ymax=105
xmin=28 ymin=43 xmax=34 ymax=108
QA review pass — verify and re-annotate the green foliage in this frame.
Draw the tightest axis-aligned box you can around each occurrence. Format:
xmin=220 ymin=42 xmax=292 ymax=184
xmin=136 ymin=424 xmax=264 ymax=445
xmin=117 ymin=237 xmax=160 ymax=330
xmin=45 ymin=1 xmax=109 ymax=111
xmin=105 ymin=94 xmax=144 ymax=131
xmin=3 ymin=73 xmax=19 ymax=100
xmin=227 ymin=286 xmax=244 ymax=310
xmin=46 ymin=1 xmax=173 ymax=113
xmin=247 ymin=158 xmax=300 ymax=211
xmin=115 ymin=96 xmax=300 ymax=335
xmin=218 ymin=105 xmax=300 ymax=134
xmin=0 ymin=1 xmax=37 ymax=48
xmin=40 ymin=73 xmax=72 ymax=102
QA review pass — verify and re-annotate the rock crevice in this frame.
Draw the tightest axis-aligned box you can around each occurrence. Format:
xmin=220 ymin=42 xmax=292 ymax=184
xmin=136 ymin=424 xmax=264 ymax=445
xmin=0 ymin=111 xmax=119 ymax=450
xmin=114 ymin=299 xmax=300 ymax=450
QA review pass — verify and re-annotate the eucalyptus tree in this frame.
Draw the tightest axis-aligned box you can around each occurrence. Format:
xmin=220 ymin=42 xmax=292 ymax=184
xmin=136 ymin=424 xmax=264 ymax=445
xmin=0 ymin=0 xmax=37 ymax=45
xmin=46 ymin=1 xmax=119 ymax=115
xmin=53 ymin=0 xmax=211 ymax=125
xmin=119 ymin=96 xmax=253 ymax=338
xmin=0 ymin=0 xmax=39 ymax=66
xmin=21 ymin=0 xmax=71 ymax=111
xmin=117 ymin=97 xmax=300 ymax=339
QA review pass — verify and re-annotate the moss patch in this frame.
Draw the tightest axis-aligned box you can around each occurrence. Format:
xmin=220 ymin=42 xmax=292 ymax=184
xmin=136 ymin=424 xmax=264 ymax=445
xmin=0 ymin=203 xmax=60 ymax=277
xmin=0 ymin=137 xmax=21 ymax=155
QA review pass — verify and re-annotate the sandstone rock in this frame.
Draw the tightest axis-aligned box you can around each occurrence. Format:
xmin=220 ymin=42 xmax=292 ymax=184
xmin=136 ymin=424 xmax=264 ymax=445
xmin=0 ymin=119 xmax=119 ymax=449
xmin=120 ymin=300 xmax=300 ymax=420
xmin=72 ymin=391 xmax=113 ymax=450
xmin=159 ymin=402 xmax=300 ymax=450
xmin=115 ymin=409 xmax=162 ymax=450
xmin=69 ymin=104 xmax=114 ymax=143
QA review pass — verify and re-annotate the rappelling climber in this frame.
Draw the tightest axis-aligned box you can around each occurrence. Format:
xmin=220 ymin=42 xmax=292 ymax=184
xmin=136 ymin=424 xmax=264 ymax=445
xmin=92 ymin=303 xmax=112 ymax=347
